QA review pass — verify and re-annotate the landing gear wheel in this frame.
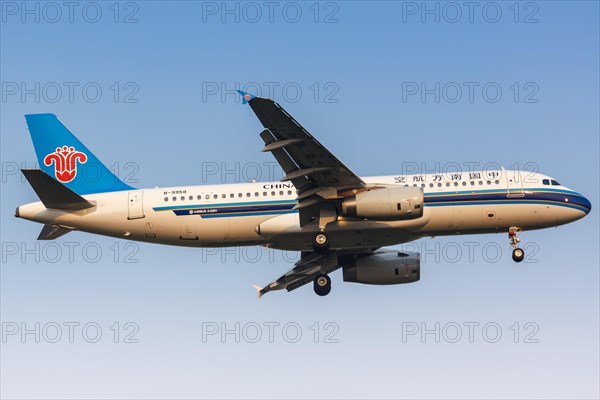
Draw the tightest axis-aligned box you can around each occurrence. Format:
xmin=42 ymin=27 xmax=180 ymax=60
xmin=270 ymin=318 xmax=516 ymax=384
xmin=512 ymin=248 xmax=525 ymax=263
xmin=508 ymin=227 xmax=524 ymax=263
xmin=313 ymin=273 xmax=331 ymax=296
xmin=312 ymin=232 xmax=330 ymax=253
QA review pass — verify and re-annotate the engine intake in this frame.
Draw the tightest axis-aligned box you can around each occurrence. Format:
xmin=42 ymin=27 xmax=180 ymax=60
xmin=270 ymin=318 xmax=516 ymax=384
xmin=341 ymin=251 xmax=420 ymax=285
xmin=342 ymin=187 xmax=424 ymax=221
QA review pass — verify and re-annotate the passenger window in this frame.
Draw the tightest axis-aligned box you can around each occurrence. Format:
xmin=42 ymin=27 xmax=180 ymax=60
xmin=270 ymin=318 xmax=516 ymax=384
xmin=437 ymin=183 xmax=442 ymax=187
xmin=470 ymin=181 xmax=475 ymax=185
xmin=462 ymin=181 xmax=467 ymax=186
xmin=271 ymin=191 xmax=276 ymax=196
xmin=429 ymin=183 xmax=434 ymax=188
xmin=446 ymin=182 xmax=450 ymax=187
xmin=181 ymin=196 xmax=185 ymax=201
xmin=213 ymin=194 xmax=218 ymax=199
xmin=221 ymin=194 xmax=226 ymax=198
xmin=255 ymin=192 xmax=259 ymax=197
xmin=230 ymin=194 xmax=235 ymax=198
xmin=172 ymin=196 xmax=176 ymax=201
xmin=288 ymin=190 xmax=292 ymax=195
xmin=263 ymin=192 xmax=267 ymax=196
xmin=189 ymin=196 xmax=193 ymax=200
xmin=238 ymin=193 xmax=243 ymax=198
xmin=495 ymin=180 xmax=500 ymax=184
xmin=279 ymin=191 xmax=284 ymax=195
xmin=454 ymin=182 xmax=458 ymax=186
xmin=486 ymin=181 xmax=491 ymax=185
xmin=205 ymin=195 xmax=210 ymax=200
xmin=542 ymin=179 xmax=549 ymax=185
xmin=479 ymin=181 xmax=483 ymax=185
xmin=246 ymin=193 xmax=251 ymax=197
xmin=421 ymin=184 xmax=425 ymax=188
xmin=164 ymin=197 xmax=168 ymax=202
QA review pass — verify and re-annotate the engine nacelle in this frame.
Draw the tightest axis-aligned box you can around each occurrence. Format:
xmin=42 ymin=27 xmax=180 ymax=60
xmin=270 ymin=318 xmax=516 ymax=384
xmin=341 ymin=250 xmax=420 ymax=285
xmin=342 ymin=187 xmax=424 ymax=221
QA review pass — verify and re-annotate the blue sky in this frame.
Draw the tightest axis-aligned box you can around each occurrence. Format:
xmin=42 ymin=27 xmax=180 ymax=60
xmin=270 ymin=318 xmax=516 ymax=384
xmin=1 ymin=1 xmax=598 ymax=398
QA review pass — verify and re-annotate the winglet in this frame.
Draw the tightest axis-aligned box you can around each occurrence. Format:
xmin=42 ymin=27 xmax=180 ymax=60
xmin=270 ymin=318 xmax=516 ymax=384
xmin=252 ymin=284 xmax=264 ymax=299
xmin=238 ymin=90 xmax=256 ymax=104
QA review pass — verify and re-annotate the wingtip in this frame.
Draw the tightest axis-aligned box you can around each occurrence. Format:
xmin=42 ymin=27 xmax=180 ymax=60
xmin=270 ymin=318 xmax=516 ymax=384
xmin=252 ymin=284 xmax=264 ymax=299
xmin=237 ymin=90 xmax=256 ymax=104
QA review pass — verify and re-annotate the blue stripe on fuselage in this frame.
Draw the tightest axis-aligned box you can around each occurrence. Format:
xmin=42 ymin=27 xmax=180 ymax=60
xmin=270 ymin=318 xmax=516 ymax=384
xmin=152 ymin=188 xmax=590 ymax=217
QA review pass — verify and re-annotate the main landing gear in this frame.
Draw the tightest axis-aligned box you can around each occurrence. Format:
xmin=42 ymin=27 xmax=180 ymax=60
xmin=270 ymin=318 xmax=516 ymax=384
xmin=312 ymin=231 xmax=330 ymax=253
xmin=509 ymin=227 xmax=525 ymax=263
xmin=312 ymin=206 xmax=337 ymax=295
xmin=314 ymin=273 xmax=332 ymax=296
xmin=312 ymin=231 xmax=332 ymax=296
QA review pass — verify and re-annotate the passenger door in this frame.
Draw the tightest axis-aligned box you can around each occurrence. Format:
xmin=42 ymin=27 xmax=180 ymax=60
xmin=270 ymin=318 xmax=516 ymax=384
xmin=127 ymin=191 xmax=145 ymax=219
xmin=505 ymin=169 xmax=524 ymax=197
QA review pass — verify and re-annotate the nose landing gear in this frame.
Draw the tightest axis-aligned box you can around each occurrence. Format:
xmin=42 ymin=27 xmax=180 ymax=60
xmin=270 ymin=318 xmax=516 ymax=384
xmin=509 ymin=227 xmax=525 ymax=262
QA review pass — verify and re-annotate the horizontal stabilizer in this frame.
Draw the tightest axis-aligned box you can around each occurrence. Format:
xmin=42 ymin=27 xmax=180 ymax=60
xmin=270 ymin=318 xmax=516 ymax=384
xmin=22 ymin=169 xmax=94 ymax=211
xmin=38 ymin=224 xmax=74 ymax=240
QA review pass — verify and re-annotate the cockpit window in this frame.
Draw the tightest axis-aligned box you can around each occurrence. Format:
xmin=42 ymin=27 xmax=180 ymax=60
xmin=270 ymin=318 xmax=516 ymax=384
xmin=542 ymin=179 xmax=550 ymax=185
xmin=551 ymin=180 xmax=560 ymax=186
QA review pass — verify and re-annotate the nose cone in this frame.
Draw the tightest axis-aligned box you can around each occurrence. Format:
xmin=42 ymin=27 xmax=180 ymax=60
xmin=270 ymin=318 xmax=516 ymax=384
xmin=580 ymin=195 xmax=592 ymax=214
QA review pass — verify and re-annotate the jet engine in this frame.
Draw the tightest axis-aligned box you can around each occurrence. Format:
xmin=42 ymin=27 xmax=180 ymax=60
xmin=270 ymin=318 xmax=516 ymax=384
xmin=341 ymin=250 xmax=420 ymax=285
xmin=341 ymin=187 xmax=424 ymax=221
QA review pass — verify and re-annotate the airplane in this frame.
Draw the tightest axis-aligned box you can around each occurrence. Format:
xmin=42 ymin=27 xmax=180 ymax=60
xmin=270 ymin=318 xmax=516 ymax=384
xmin=15 ymin=90 xmax=592 ymax=297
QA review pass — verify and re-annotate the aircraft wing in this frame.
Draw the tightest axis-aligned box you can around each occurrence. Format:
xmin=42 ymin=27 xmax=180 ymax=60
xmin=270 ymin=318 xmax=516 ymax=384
xmin=239 ymin=91 xmax=366 ymax=205
xmin=253 ymin=251 xmax=343 ymax=298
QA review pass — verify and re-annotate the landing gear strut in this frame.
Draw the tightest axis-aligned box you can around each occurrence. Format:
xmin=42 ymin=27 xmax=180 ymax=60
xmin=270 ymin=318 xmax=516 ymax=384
xmin=313 ymin=273 xmax=331 ymax=296
xmin=509 ymin=227 xmax=525 ymax=262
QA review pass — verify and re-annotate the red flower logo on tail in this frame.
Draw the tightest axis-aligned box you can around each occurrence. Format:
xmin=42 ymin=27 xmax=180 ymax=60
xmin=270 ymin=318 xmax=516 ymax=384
xmin=44 ymin=146 xmax=87 ymax=183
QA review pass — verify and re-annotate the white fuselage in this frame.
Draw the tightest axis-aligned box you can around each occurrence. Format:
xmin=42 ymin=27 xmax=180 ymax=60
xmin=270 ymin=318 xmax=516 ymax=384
xmin=16 ymin=170 xmax=591 ymax=251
